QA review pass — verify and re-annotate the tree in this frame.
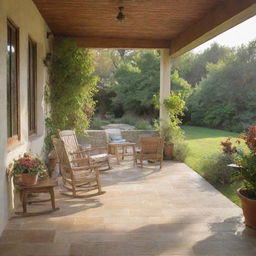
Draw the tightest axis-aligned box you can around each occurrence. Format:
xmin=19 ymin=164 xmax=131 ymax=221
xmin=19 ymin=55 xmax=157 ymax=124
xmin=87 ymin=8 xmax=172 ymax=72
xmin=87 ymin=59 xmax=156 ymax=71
xmin=111 ymin=50 xmax=192 ymax=116
xmin=173 ymin=43 xmax=232 ymax=86
xmin=112 ymin=50 xmax=160 ymax=116
xmin=93 ymin=50 xmax=116 ymax=117
xmin=188 ymin=40 xmax=256 ymax=132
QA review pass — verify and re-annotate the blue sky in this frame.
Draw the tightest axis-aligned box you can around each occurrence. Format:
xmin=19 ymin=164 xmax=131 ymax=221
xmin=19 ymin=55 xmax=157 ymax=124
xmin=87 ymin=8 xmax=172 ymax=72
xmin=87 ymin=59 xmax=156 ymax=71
xmin=193 ymin=15 xmax=256 ymax=53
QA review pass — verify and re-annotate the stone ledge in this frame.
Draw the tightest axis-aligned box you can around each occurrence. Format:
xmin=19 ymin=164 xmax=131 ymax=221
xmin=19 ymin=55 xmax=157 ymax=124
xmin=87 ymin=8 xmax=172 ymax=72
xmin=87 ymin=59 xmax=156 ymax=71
xmin=78 ymin=130 xmax=159 ymax=148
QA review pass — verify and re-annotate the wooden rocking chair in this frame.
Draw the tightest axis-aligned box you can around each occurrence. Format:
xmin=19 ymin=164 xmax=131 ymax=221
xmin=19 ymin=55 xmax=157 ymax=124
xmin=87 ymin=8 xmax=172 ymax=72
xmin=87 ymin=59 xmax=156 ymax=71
xmin=52 ymin=137 xmax=103 ymax=197
xmin=59 ymin=130 xmax=111 ymax=171
xmin=137 ymin=137 xmax=164 ymax=169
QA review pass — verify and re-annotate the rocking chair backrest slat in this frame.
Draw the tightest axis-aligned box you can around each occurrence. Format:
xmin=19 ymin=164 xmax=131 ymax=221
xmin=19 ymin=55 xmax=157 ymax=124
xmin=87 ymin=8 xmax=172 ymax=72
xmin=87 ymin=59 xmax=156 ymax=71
xmin=52 ymin=136 xmax=72 ymax=179
xmin=59 ymin=130 xmax=90 ymax=165
xmin=59 ymin=130 xmax=79 ymax=153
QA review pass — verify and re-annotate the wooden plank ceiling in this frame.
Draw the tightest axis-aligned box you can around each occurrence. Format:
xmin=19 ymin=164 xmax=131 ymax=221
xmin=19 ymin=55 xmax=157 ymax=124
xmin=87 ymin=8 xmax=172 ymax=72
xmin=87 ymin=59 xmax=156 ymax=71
xmin=33 ymin=0 xmax=256 ymax=56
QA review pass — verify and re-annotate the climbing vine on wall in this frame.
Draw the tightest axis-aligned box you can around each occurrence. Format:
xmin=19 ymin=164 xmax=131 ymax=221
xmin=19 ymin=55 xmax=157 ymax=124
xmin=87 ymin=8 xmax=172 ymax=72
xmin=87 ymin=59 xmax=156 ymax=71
xmin=45 ymin=39 xmax=98 ymax=152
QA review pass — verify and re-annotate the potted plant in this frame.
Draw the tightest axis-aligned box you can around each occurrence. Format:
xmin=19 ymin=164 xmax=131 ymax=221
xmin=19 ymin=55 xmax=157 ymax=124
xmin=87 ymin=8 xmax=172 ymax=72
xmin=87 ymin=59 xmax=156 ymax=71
xmin=47 ymin=149 xmax=57 ymax=176
xmin=12 ymin=153 xmax=46 ymax=186
xmin=154 ymin=92 xmax=186 ymax=160
xmin=233 ymin=126 xmax=256 ymax=229
xmin=159 ymin=123 xmax=175 ymax=160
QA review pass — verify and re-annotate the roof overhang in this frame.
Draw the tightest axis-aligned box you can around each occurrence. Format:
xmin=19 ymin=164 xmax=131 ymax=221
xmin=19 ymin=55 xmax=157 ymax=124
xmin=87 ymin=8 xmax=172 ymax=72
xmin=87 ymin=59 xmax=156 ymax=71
xmin=33 ymin=0 xmax=256 ymax=57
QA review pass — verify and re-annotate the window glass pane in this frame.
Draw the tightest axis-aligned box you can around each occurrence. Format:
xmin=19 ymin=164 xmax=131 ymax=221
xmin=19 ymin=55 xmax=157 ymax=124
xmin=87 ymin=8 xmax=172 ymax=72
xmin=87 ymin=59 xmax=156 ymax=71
xmin=32 ymin=43 xmax=36 ymax=131
xmin=7 ymin=26 xmax=12 ymax=138
xmin=11 ymin=28 xmax=18 ymax=136
xmin=28 ymin=39 xmax=37 ymax=133
xmin=7 ymin=21 xmax=19 ymax=139
xmin=28 ymin=41 xmax=32 ymax=130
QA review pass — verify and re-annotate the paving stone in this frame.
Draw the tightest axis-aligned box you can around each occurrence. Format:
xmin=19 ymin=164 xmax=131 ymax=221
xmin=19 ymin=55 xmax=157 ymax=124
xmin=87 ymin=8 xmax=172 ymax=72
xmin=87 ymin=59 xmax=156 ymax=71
xmin=0 ymin=160 xmax=255 ymax=256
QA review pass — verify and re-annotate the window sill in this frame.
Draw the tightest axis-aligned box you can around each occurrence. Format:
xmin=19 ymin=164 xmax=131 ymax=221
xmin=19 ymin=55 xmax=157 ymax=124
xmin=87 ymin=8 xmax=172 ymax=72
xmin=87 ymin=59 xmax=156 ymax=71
xmin=29 ymin=133 xmax=42 ymax=142
xmin=7 ymin=140 xmax=24 ymax=153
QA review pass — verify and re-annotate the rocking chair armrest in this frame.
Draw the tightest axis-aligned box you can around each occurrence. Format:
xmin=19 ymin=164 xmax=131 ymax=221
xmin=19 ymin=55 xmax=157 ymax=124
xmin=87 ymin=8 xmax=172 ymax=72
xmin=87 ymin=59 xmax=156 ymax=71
xmin=69 ymin=149 xmax=90 ymax=155
xmin=72 ymin=166 xmax=94 ymax=171
xmin=71 ymin=163 xmax=101 ymax=171
xmin=88 ymin=147 xmax=108 ymax=154
xmin=78 ymin=143 xmax=92 ymax=150
xmin=70 ymin=158 xmax=88 ymax=163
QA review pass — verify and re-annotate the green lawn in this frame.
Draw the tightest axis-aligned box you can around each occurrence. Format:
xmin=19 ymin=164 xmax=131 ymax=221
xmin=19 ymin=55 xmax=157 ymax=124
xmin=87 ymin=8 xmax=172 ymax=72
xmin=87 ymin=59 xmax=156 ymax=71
xmin=182 ymin=125 xmax=242 ymax=206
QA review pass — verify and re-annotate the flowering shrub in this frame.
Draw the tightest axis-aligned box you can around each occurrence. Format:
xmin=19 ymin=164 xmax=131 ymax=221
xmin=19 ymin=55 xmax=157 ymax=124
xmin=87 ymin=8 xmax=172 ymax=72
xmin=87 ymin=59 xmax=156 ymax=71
xmin=240 ymin=126 xmax=256 ymax=154
xmin=12 ymin=153 xmax=46 ymax=176
xmin=220 ymin=126 xmax=256 ymax=193
xmin=220 ymin=137 xmax=239 ymax=154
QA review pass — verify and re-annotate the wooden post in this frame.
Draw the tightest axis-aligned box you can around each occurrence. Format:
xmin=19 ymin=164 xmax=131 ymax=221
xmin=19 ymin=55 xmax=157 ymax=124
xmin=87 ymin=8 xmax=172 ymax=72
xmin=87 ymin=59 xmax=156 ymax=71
xmin=160 ymin=49 xmax=171 ymax=126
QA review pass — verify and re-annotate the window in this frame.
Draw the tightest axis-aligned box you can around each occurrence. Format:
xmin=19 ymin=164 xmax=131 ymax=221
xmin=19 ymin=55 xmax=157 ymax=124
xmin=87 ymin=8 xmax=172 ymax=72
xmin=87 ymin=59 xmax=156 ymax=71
xmin=7 ymin=20 xmax=19 ymax=144
xmin=28 ymin=38 xmax=37 ymax=135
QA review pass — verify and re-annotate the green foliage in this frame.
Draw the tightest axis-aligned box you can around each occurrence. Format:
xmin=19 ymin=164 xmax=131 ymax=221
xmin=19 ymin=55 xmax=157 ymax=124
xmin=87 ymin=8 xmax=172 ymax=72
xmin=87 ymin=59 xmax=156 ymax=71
xmin=154 ymin=92 xmax=186 ymax=144
xmin=93 ymin=50 xmax=118 ymax=116
xmin=173 ymin=142 xmax=189 ymax=162
xmin=93 ymin=50 xmax=192 ymax=117
xmin=45 ymin=39 xmax=98 ymax=152
xmin=188 ymin=40 xmax=256 ymax=132
xmin=231 ymin=126 xmax=256 ymax=193
xmin=235 ymin=152 xmax=256 ymax=192
xmin=173 ymin=43 xmax=232 ymax=86
xmin=90 ymin=118 xmax=110 ymax=130
xmin=93 ymin=41 xmax=256 ymax=134
xmin=164 ymin=92 xmax=186 ymax=143
xmin=203 ymin=153 xmax=235 ymax=185
xmin=135 ymin=120 xmax=152 ymax=130
xmin=113 ymin=113 xmax=153 ymax=130
xmin=171 ymin=70 xmax=192 ymax=99
xmin=164 ymin=92 xmax=186 ymax=124
xmin=112 ymin=51 xmax=160 ymax=116
xmin=115 ymin=113 xmax=139 ymax=126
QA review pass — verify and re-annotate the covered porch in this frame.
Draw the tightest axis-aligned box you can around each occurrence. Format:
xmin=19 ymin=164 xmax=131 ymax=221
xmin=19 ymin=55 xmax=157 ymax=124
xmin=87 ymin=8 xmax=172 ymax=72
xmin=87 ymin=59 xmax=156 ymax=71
xmin=1 ymin=0 xmax=256 ymax=255
xmin=1 ymin=160 xmax=254 ymax=256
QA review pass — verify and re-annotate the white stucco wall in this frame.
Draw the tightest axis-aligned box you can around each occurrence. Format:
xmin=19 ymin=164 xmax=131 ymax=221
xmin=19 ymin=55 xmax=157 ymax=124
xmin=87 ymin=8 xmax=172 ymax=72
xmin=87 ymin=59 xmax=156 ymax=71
xmin=0 ymin=0 xmax=50 ymax=234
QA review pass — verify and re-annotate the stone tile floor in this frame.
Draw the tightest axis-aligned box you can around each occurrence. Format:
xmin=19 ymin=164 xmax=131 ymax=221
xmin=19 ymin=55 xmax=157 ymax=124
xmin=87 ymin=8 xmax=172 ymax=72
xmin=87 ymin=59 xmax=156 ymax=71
xmin=0 ymin=160 xmax=256 ymax=256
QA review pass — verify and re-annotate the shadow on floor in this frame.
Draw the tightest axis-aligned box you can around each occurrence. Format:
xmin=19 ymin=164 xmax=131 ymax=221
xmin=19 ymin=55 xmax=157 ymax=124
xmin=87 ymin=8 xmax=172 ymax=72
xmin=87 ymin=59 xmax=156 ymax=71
xmin=101 ymin=160 xmax=162 ymax=187
xmin=68 ymin=216 xmax=256 ymax=256
xmin=192 ymin=216 xmax=256 ymax=256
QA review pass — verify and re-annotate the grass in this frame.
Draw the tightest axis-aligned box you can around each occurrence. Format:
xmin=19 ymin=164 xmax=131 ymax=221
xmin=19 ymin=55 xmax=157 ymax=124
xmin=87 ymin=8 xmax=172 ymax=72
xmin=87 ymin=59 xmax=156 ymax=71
xmin=182 ymin=125 xmax=242 ymax=206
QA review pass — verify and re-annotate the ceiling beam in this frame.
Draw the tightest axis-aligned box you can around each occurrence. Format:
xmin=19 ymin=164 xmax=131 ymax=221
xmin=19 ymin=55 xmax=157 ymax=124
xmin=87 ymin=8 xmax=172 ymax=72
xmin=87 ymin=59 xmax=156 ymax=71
xmin=170 ymin=0 xmax=256 ymax=57
xmin=65 ymin=36 xmax=170 ymax=49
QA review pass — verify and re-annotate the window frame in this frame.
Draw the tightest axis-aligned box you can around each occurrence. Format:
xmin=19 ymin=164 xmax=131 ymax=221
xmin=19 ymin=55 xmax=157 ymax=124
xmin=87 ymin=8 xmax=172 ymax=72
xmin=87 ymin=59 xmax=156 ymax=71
xmin=7 ymin=19 xmax=20 ymax=147
xmin=28 ymin=36 xmax=37 ymax=136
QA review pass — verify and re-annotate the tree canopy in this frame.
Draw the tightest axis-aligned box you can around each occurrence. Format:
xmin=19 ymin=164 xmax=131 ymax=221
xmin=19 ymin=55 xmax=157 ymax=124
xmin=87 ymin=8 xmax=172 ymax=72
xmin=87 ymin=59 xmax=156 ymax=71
xmin=93 ymin=40 xmax=256 ymax=132
xmin=188 ymin=41 xmax=256 ymax=132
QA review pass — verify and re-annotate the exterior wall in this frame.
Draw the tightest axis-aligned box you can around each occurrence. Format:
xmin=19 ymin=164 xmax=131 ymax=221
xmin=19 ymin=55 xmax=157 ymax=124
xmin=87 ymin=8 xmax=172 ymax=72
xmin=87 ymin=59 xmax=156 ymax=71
xmin=0 ymin=0 xmax=50 ymax=234
xmin=78 ymin=130 xmax=159 ymax=148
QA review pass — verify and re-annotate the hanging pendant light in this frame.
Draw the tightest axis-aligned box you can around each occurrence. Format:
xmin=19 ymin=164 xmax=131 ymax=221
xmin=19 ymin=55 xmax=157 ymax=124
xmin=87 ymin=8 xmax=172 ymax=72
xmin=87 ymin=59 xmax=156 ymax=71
xmin=116 ymin=6 xmax=125 ymax=22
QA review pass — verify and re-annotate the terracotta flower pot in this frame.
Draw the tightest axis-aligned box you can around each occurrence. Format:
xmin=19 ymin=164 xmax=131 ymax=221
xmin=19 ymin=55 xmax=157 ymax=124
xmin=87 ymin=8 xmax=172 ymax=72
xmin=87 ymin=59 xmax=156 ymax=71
xmin=164 ymin=143 xmax=174 ymax=160
xmin=237 ymin=188 xmax=256 ymax=229
xmin=48 ymin=158 xmax=57 ymax=171
xmin=20 ymin=173 xmax=38 ymax=186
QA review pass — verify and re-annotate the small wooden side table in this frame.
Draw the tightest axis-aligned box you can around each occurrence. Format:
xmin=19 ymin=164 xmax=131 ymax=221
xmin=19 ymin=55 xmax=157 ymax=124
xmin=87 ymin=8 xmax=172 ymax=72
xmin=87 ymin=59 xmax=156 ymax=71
xmin=15 ymin=178 xmax=59 ymax=216
xmin=108 ymin=142 xmax=137 ymax=166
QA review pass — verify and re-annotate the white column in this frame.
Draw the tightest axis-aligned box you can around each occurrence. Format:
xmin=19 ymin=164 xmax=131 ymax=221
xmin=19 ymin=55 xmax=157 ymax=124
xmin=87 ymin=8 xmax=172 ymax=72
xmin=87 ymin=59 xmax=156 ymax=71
xmin=160 ymin=49 xmax=171 ymax=125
